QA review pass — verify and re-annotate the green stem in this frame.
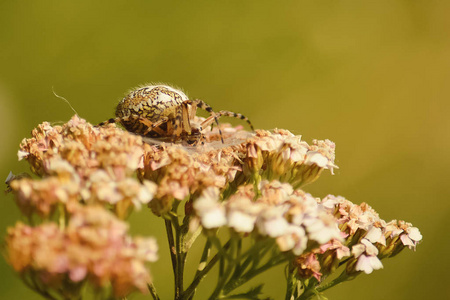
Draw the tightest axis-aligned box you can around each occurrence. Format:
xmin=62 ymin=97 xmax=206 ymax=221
xmin=147 ymin=282 xmax=160 ymax=300
xmin=187 ymin=240 xmax=212 ymax=300
xmin=223 ymin=255 xmax=288 ymax=295
xmin=176 ymin=230 xmax=185 ymax=299
xmin=297 ymin=279 xmax=318 ymax=300
xmin=285 ymin=261 xmax=296 ymax=300
xmin=337 ymin=257 xmax=351 ymax=267
xmin=316 ymin=271 xmax=354 ymax=293
xmin=208 ymin=240 xmax=236 ymax=299
xmin=184 ymin=225 xmax=202 ymax=251
xmin=183 ymin=240 xmax=231 ymax=300
xmin=22 ymin=274 xmax=58 ymax=300
xmin=196 ymin=239 xmax=213 ymax=278
xmin=297 ymin=288 xmax=315 ymax=300
xmin=165 ymin=219 xmax=178 ymax=298
xmin=236 ymin=238 xmax=273 ymax=266
xmin=169 ymin=210 xmax=186 ymax=299
xmin=209 ymin=235 xmax=234 ymax=262
xmin=229 ymin=239 xmax=274 ymax=282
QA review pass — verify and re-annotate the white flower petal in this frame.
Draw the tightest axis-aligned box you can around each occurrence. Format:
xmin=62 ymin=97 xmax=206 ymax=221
xmin=228 ymin=211 xmax=256 ymax=232
xmin=355 ymin=255 xmax=383 ymax=274
xmin=365 ymin=226 xmax=382 ymax=243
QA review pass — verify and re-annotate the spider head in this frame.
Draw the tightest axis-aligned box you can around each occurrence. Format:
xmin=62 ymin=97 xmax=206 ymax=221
xmin=184 ymin=127 xmax=204 ymax=146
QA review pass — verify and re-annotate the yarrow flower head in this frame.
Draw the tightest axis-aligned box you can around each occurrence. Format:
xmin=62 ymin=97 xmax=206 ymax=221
xmin=5 ymin=204 xmax=158 ymax=298
xmin=4 ymin=114 xmax=422 ymax=300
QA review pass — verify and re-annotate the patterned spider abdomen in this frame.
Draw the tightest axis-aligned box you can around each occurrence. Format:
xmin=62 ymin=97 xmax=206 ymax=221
xmin=115 ymin=85 xmax=188 ymax=135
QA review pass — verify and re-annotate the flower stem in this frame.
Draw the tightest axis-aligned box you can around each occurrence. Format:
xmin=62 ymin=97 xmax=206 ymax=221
xmin=316 ymin=271 xmax=353 ymax=293
xmin=209 ymin=239 xmax=236 ymax=299
xmin=297 ymin=279 xmax=319 ymax=300
xmin=222 ymin=255 xmax=287 ymax=295
xmin=147 ymin=283 xmax=160 ymax=300
xmin=183 ymin=240 xmax=231 ymax=300
xmin=22 ymin=274 xmax=59 ymax=300
xmin=164 ymin=219 xmax=178 ymax=298
xmin=285 ymin=261 xmax=296 ymax=300
xmin=187 ymin=239 xmax=212 ymax=300
xmin=175 ymin=226 xmax=185 ymax=299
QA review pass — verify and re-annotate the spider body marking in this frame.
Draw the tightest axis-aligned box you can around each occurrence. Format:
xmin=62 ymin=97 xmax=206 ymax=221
xmin=98 ymin=85 xmax=254 ymax=145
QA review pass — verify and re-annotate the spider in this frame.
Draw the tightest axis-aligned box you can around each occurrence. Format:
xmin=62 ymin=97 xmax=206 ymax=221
xmin=98 ymin=85 xmax=254 ymax=145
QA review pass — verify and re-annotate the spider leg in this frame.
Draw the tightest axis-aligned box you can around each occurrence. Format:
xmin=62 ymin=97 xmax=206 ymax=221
xmin=171 ymin=105 xmax=184 ymax=140
xmin=219 ymin=110 xmax=254 ymax=130
xmin=97 ymin=117 xmax=121 ymax=127
xmin=97 ymin=114 xmax=140 ymax=127
xmin=97 ymin=115 xmax=147 ymax=132
xmin=200 ymin=110 xmax=254 ymax=130
xmin=120 ymin=115 xmax=167 ymax=136
xmin=199 ymin=115 xmax=216 ymax=129
xmin=188 ymin=100 xmax=198 ymax=120
xmin=98 ymin=115 xmax=168 ymax=136
xmin=141 ymin=117 xmax=169 ymax=136
xmin=184 ymin=99 xmax=223 ymax=143
xmin=181 ymin=102 xmax=192 ymax=134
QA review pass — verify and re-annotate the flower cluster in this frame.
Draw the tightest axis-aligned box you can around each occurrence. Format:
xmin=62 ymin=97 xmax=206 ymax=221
xmin=11 ymin=117 xmax=156 ymax=218
xmin=284 ymin=195 xmax=423 ymax=287
xmin=140 ymin=123 xmax=337 ymax=216
xmin=4 ymin=115 xmax=422 ymax=299
xmin=5 ymin=204 xmax=158 ymax=298
xmin=236 ymin=129 xmax=337 ymax=189
xmin=321 ymin=195 xmax=422 ymax=275
xmin=193 ymin=181 xmax=342 ymax=257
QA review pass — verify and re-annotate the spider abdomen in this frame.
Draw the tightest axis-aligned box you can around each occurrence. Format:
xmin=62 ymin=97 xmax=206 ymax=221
xmin=115 ymin=85 xmax=188 ymax=135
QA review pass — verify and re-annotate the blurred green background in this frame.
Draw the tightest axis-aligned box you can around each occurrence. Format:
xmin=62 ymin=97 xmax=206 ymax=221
xmin=1 ymin=1 xmax=449 ymax=299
